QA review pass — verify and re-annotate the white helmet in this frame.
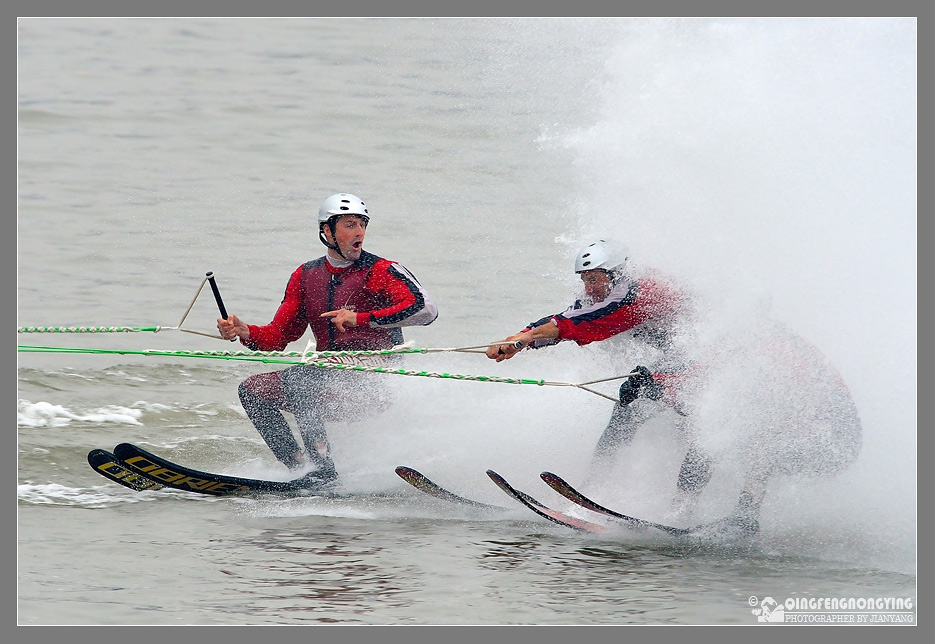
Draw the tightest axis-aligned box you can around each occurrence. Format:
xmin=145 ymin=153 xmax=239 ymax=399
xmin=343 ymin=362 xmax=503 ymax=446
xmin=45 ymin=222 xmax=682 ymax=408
xmin=317 ymin=193 xmax=369 ymax=225
xmin=574 ymin=239 xmax=629 ymax=275
xmin=317 ymin=193 xmax=369 ymax=254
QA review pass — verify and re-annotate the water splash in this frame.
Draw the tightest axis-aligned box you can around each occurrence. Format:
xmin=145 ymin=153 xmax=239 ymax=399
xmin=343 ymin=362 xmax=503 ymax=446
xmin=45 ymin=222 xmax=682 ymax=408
xmin=547 ymin=19 xmax=915 ymax=567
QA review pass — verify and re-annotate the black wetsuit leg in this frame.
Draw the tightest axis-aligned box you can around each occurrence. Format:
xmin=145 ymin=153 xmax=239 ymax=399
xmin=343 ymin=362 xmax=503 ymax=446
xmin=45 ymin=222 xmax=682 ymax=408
xmin=280 ymin=365 xmax=336 ymax=474
xmin=239 ymin=377 xmax=304 ymax=468
xmin=676 ymin=444 xmax=714 ymax=494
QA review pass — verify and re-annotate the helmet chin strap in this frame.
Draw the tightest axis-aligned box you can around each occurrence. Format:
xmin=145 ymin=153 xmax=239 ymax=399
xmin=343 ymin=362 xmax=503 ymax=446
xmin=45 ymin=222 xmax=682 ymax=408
xmin=320 ymin=221 xmax=346 ymax=259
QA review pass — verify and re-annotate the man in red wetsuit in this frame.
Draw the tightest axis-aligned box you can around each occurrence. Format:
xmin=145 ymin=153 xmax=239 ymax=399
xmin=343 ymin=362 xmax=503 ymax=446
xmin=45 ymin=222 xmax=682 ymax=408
xmin=487 ymin=239 xmax=704 ymax=496
xmin=218 ymin=193 xmax=437 ymax=485
xmin=487 ymin=239 xmax=861 ymax=537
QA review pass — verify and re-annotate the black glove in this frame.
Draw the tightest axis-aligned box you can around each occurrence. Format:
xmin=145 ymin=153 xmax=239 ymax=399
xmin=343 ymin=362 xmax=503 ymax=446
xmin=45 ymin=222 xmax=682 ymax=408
xmin=617 ymin=365 xmax=664 ymax=406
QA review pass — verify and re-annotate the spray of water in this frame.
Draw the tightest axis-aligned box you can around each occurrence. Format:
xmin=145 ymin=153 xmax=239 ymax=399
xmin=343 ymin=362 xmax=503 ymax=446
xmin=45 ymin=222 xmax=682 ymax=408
xmin=542 ymin=19 xmax=915 ymax=567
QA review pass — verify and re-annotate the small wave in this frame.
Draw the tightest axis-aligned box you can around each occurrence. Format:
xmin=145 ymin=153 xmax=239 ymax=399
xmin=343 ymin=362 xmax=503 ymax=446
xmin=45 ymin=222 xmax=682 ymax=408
xmin=17 ymin=482 xmax=156 ymax=507
xmin=17 ymin=400 xmax=144 ymax=427
xmin=16 ymin=399 xmax=244 ymax=429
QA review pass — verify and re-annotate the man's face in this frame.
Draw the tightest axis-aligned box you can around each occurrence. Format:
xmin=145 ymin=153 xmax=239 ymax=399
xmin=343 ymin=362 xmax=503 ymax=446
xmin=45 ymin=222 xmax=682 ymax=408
xmin=580 ymin=269 xmax=613 ymax=303
xmin=324 ymin=215 xmax=368 ymax=261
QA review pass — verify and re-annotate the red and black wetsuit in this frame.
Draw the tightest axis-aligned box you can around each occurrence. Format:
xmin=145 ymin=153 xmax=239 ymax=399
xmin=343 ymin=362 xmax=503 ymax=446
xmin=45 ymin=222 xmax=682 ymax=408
xmin=239 ymin=251 xmax=437 ymax=473
xmin=242 ymin=250 xmax=437 ymax=352
xmin=520 ymin=271 xmax=711 ymax=491
xmin=524 ymin=272 xmax=690 ymax=396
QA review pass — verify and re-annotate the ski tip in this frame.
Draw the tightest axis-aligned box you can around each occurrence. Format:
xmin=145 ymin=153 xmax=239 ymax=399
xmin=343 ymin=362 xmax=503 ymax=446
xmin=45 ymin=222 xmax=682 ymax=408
xmin=485 ymin=469 xmax=506 ymax=486
xmin=486 ymin=469 xmax=524 ymax=492
xmin=486 ymin=470 xmax=522 ymax=495
xmin=87 ymin=447 xmax=166 ymax=492
xmin=395 ymin=466 xmax=427 ymax=486
xmin=395 ymin=465 xmax=509 ymax=510
xmin=486 ymin=470 xmax=525 ymax=500
xmin=87 ymin=448 xmax=117 ymax=470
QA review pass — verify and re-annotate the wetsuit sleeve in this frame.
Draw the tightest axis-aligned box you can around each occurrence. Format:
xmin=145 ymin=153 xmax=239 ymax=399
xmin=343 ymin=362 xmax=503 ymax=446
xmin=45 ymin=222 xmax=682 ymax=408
xmin=519 ymin=314 xmax=565 ymax=349
xmin=356 ymin=259 xmax=438 ymax=328
xmin=243 ymin=266 xmax=309 ymax=351
xmin=553 ymin=279 xmax=681 ymax=346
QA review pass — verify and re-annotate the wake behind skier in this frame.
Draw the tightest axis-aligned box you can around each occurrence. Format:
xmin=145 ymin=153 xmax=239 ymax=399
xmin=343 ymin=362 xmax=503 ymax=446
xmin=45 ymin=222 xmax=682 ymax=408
xmin=487 ymin=239 xmax=861 ymax=536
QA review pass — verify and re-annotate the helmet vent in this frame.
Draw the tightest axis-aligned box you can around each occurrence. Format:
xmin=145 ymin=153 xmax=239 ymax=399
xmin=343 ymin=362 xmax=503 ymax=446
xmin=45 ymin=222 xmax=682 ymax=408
xmin=582 ymin=260 xmax=591 ymax=266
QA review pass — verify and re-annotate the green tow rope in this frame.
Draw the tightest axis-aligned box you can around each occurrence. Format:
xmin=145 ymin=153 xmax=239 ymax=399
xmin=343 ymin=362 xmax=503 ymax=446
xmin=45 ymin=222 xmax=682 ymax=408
xmin=16 ymin=345 xmax=548 ymax=387
xmin=18 ymin=326 xmax=164 ymax=333
xmin=17 ymin=345 xmax=433 ymax=359
xmin=16 ymin=344 xmax=626 ymax=401
xmin=17 ymin=275 xmax=624 ymax=401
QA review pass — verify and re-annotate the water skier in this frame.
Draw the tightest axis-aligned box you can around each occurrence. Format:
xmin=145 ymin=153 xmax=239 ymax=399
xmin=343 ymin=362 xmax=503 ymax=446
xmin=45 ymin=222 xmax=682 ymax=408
xmin=487 ymin=239 xmax=861 ymax=536
xmin=218 ymin=193 xmax=438 ymax=485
